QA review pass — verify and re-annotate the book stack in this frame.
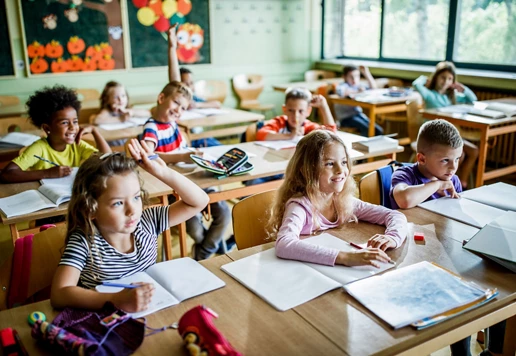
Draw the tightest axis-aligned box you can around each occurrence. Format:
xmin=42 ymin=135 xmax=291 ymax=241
xmin=351 ymin=135 xmax=398 ymax=153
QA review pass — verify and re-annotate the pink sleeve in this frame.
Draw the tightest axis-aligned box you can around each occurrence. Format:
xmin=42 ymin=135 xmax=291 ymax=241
xmin=352 ymin=198 xmax=408 ymax=248
xmin=275 ymin=202 xmax=339 ymax=266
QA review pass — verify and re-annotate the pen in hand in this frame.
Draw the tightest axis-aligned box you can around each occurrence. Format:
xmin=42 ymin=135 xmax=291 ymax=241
xmin=34 ymin=155 xmax=59 ymax=167
xmin=349 ymin=241 xmax=396 ymax=265
xmin=101 ymin=282 xmax=139 ymax=289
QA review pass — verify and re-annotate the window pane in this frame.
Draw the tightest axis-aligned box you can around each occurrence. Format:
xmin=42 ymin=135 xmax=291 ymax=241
xmin=323 ymin=0 xmax=344 ymax=58
xmin=455 ymin=0 xmax=516 ymax=65
xmin=382 ymin=0 xmax=450 ymax=60
xmin=343 ymin=0 xmax=381 ymax=57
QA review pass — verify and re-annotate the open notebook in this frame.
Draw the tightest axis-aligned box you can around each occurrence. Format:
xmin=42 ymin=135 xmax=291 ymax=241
xmin=96 ymin=258 xmax=225 ymax=318
xmin=0 ymin=185 xmax=72 ymax=218
xmin=0 ymin=132 xmax=40 ymax=148
xmin=221 ymin=233 xmax=395 ymax=311
xmin=461 ymin=182 xmax=516 ymax=212
xmin=438 ymin=102 xmax=516 ymax=119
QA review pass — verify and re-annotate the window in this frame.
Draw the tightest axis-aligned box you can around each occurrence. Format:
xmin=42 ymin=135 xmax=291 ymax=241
xmin=342 ymin=0 xmax=381 ymax=58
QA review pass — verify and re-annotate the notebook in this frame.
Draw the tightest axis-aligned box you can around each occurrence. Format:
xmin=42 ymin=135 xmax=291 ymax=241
xmin=96 ymin=258 xmax=226 ymax=318
xmin=418 ymin=197 xmax=506 ymax=229
xmin=254 ymin=136 xmax=302 ymax=150
xmin=463 ymin=211 xmax=516 ymax=273
xmin=0 ymin=132 xmax=40 ymax=148
xmin=221 ymin=233 xmax=395 ymax=311
xmin=97 ymin=117 xmax=150 ymax=131
xmin=0 ymin=185 xmax=72 ymax=218
xmin=344 ymin=261 xmax=496 ymax=329
xmin=351 ymin=135 xmax=398 ymax=153
xmin=40 ymin=167 xmax=79 ymax=188
xmin=460 ymin=182 xmax=516 ymax=211
xmin=437 ymin=103 xmax=516 ymax=119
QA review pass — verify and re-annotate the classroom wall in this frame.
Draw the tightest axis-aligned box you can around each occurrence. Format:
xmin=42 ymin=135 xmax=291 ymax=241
xmin=0 ymin=0 xmax=322 ymax=111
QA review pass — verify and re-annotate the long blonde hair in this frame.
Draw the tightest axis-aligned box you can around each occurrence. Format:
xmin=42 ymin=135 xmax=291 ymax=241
xmin=266 ymin=130 xmax=357 ymax=238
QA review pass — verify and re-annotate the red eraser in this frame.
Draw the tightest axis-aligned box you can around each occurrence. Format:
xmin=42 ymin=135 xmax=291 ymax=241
xmin=414 ymin=232 xmax=425 ymax=241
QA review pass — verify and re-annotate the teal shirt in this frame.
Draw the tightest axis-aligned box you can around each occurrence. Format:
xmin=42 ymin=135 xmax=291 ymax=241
xmin=412 ymin=75 xmax=477 ymax=109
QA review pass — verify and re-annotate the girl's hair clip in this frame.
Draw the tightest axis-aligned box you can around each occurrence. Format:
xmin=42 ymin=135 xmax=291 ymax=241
xmin=100 ymin=152 xmax=122 ymax=160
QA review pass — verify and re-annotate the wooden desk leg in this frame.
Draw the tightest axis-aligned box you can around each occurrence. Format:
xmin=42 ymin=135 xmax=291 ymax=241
xmin=476 ymin=126 xmax=489 ymax=187
xmin=9 ymin=224 xmax=19 ymax=245
xmin=178 ymin=221 xmax=188 ymax=258
xmin=158 ymin=194 xmax=173 ymax=261
xmin=368 ymin=106 xmax=377 ymax=137
xmin=502 ymin=314 xmax=516 ymax=356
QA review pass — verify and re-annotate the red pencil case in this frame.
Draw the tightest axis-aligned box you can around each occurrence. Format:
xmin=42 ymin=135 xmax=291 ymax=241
xmin=178 ymin=305 xmax=241 ymax=356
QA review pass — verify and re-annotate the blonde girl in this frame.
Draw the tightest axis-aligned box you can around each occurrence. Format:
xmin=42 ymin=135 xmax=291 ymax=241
xmin=51 ymin=139 xmax=209 ymax=312
xmin=268 ymin=130 xmax=407 ymax=267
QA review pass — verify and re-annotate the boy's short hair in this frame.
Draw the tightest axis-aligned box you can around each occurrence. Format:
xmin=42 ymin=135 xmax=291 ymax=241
xmin=342 ymin=65 xmax=359 ymax=77
xmin=26 ymin=85 xmax=81 ymax=128
xmin=416 ymin=119 xmax=463 ymax=154
xmin=284 ymin=87 xmax=312 ymax=104
xmin=179 ymin=67 xmax=192 ymax=76
xmin=160 ymin=81 xmax=193 ymax=102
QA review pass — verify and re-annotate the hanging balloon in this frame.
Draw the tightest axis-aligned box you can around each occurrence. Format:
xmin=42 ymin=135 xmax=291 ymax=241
xmin=171 ymin=12 xmax=186 ymax=25
xmin=148 ymin=0 xmax=163 ymax=17
xmin=153 ymin=15 xmax=169 ymax=32
xmin=162 ymin=0 xmax=177 ymax=19
xmin=137 ymin=7 xmax=157 ymax=26
xmin=177 ymin=0 xmax=192 ymax=15
xmin=132 ymin=0 xmax=147 ymax=8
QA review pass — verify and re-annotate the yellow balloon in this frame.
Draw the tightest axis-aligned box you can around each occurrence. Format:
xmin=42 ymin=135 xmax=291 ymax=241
xmin=137 ymin=7 xmax=156 ymax=26
xmin=162 ymin=0 xmax=177 ymax=19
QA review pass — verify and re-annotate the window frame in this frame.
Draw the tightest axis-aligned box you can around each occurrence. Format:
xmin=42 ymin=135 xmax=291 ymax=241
xmin=321 ymin=0 xmax=516 ymax=73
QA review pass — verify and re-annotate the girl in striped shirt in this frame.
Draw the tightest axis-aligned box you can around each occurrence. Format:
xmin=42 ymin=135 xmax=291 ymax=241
xmin=51 ymin=139 xmax=209 ymax=312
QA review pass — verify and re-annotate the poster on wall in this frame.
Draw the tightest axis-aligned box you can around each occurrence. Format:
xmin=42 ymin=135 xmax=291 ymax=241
xmin=19 ymin=0 xmax=126 ymax=75
xmin=0 ymin=0 xmax=15 ymax=77
xmin=128 ymin=0 xmax=210 ymax=68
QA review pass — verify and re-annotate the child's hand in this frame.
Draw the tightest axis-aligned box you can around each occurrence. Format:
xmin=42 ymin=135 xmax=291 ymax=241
xmin=75 ymin=125 xmax=95 ymax=144
xmin=182 ymin=150 xmax=203 ymax=163
xmin=310 ymin=94 xmax=328 ymax=109
xmin=167 ymin=23 xmax=179 ymax=49
xmin=118 ymin=107 xmax=133 ymax=122
xmin=47 ymin=166 xmax=73 ymax=178
xmin=367 ymin=234 xmax=396 ymax=251
xmin=435 ymin=180 xmax=460 ymax=198
xmin=112 ymin=282 xmax=155 ymax=313
xmin=288 ymin=123 xmax=304 ymax=139
xmin=450 ymin=82 xmax=465 ymax=93
xmin=336 ymin=248 xmax=391 ymax=268
xmin=128 ymin=139 xmax=167 ymax=175
xmin=359 ymin=65 xmax=370 ymax=75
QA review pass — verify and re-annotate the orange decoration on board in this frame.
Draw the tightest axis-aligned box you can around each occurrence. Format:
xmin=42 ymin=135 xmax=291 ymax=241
xmin=98 ymin=55 xmax=115 ymax=70
xmin=45 ymin=40 xmax=64 ymax=58
xmin=51 ymin=58 xmax=69 ymax=73
xmin=67 ymin=55 xmax=84 ymax=71
xmin=27 ymin=41 xmax=45 ymax=58
xmin=99 ymin=42 xmax=113 ymax=56
xmin=30 ymin=57 xmax=49 ymax=74
xmin=177 ymin=0 xmax=192 ymax=15
xmin=86 ymin=45 xmax=103 ymax=60
xmin=148 ymin=0 xmax=163 ymax=17
xmin=67 ymin=36 xmax=86 ymax=54
xmin=82 ymin=57 xmax=97 ymax=71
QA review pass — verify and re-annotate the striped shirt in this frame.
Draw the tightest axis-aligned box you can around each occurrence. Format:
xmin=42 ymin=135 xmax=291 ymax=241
xmin=142 ymin=118 xmax=185 ymax=152
xmin=59 ymin=206 xmax=170 ymax=289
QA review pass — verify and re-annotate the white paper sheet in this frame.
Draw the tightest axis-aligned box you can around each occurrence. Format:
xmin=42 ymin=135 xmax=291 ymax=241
xmin=461 ymin=183 xmax=516 ymax=211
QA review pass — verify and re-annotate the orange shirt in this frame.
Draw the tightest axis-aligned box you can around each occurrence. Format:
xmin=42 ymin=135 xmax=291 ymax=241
xmin=256 ymin=115 xmax=336 ymax=141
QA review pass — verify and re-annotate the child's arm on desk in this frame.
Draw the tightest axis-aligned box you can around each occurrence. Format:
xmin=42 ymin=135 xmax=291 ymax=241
xmin=392 ymin=180 xmax=459 ymax=209
xmin=0 ymin=162 xmax=72 ymax=183
xmin=92 ymin=109 xmax=124 ymax=125
xmin=168 ymin=24 xmax=180 ymax=82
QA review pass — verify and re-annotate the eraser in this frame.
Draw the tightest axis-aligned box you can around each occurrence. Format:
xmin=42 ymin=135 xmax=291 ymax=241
xmin=414 ymin=232 xmax=425 ymax=241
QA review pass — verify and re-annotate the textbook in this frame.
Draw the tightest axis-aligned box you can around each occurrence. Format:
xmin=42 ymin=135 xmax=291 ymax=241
xmin=351 ymin=135 xmax=399 ymax=153
xmin=461 ymin=182 xmax=516 ymax=211
xmin=253 ymin=136 xmax=303 ymax=150
xmin=40 ymin=167 xmax=79 ymax=189
xmin=0 ymin=185 xmax=72 ymax=218
xmin=221 ymin=233 xmax=395 ymax=311
xmin=344 ymin=261 xmax=497 ymax=329
xmin=96 ymin=257 xmax=226 ymax=318
xmin=438 ymin=102 xmax=516 ymax=119
xmin=463 ymin=211 xmax=516 ymax=273
xmin=0 ymin=132 xmax=40 ymax=148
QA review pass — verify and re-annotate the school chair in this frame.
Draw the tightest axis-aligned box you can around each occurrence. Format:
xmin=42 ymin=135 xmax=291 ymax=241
xmin=304 ymin=70 xmax=336 ymax=82
xmin=76 ymin=88 xmax=100 ymax=101
xmin=0 ymin=224 xmax=66 ymax=310
xmin=0 ymin=116 xmax=39 ymax=135
xmin=194 ymin=80 xmax=228 ymax=104
xmin=359 ymin=161 xmax=409 ymax=208
xmin=232 ymin=189 xmax=276 ymax=250
xmin=0 ymin=96 xmax=20 ymax=107
xmin=406 ymin=99 xmax=424 ymax=162
xmin=232 ymin=74 xmax=274 ymax=117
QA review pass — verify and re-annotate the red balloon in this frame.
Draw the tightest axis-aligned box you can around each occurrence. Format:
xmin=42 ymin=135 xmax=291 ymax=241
xmin=153 ymin=15 xmax=169 ymax=32
xmin=132 ymin=0 xmax=147 ymax=9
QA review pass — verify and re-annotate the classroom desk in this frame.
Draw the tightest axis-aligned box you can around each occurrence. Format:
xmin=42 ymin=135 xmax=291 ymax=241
xmin=422 ymin=98 xmax=516 ymax=187
xmin=272 ymin=78 xmax=343 ymax=93
xmin=1 ymin=208 xmax=514 ymax=355
xmin=0 ymin=170 xmax=177 ymax=260
xmin=176 ymin=108 xmax=263 ymax=142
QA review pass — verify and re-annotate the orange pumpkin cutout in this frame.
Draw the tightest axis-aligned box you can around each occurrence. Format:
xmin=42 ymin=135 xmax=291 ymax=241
xmin=98 ymin=55 xmax=115 ymax=70
xmin=82 ymin=57 xmax=97 ymax=71
xmin=86 ymin=45 xmax=103 ymax=61
xmin=28 ymin=41 xmax=45 ymax=58
xmin=67 ymin=56 xmax=84 ymax=71
xmin=99 ymin=42 xmax=113 ymax=56
xmin=45 ymin=40 xmax=64 ymax=58
xmin=67 ymin=36 xmax=86 ymax=55
xmin=51 ymin=58 xmax=69 ymax=73
xmin=30 ymin=57 xmax=49 ymax=74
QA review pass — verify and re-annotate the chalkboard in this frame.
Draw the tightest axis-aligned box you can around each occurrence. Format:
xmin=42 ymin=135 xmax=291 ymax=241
xmin=128 ymin=0 xmax=210 ymax=68
xmin=0 ymin=0 xmax=14 ymax=77
xmin=19 ymin=0 xmax=126 ymax=75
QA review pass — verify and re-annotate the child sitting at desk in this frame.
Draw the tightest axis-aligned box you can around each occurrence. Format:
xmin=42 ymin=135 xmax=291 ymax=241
xmin=334 ymin=65 xmax=384 ymax=137
xmin=51 ymin=142 xmax=209 ymax=311
xmin=0 ymin=85 xmax=111 ymax=183
xmin=412 ymin=61 xmax=478 ymax=188
xmin=268 ymin=130 xmax=407 ymax=267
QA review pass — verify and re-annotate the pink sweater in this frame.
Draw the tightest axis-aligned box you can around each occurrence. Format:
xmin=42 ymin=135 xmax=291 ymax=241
xmin=275 ymin=196 xmax=407 ymax=266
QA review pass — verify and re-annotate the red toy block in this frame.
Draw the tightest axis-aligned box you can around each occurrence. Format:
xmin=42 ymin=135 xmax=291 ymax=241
xmin=414 ymin=232 xmax=425 ymax=241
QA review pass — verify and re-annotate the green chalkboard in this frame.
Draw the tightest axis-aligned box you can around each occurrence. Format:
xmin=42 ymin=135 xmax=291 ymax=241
xmin=19 ymin=0 xmax=126 ymax=75
xmin=0 ymin=0 xmax=14 ymax=77
xmin=128 ymin=0 xmax=210 ymax=68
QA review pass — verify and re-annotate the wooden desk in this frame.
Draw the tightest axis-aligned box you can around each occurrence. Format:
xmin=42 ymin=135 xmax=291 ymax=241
xmin=422 ymin=98 xmax=516 ymax=187
xmin=272 ymin=78 xmax=342 ymax=93
xmin=176 ymin=108 xmax=263 ymax=142
xmin=0 ymin=170 xmax=176 ymax=259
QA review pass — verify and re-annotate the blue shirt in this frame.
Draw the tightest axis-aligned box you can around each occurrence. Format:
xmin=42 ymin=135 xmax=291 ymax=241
xmin=412 ymin=75 xmax=477 ymax=109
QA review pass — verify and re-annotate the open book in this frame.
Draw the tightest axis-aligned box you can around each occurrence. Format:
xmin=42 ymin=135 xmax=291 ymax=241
xmin=351 ymin=135 xmax=398 ymax=153
xmin=40 ymin=167 xmax=79 ymax=188
xmin=344 ymin=261 xmax=496 ymax=329
xmin=97 ymin=117 xmax=150 ymax=131
xmin=463 ymin=211 xmax=516 ymax=273
xmin=438 ymin=102 xmax=516 ymax=119
xmin=0 ymin=185 xmax=72 ymax=218
xmin=254 ymin=136 xmax=302 ymax=150
xmin=96 ymin=258 xmax=226 ymax=318
xmin=221 ymin=233 xmax=395 ymax=311
xmin=461 ymin=182 xmax=516 ymax=212
xmin=179 ymin=108 xmax=230 ymax=121
xmin=0 ymin=132 xmax=40 ymax=149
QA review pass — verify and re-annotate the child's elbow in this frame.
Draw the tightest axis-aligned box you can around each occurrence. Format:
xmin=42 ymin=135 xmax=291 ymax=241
xmin=50 ymin=288 xmax=65 ymax=309
xmin=394 ymin=195 xmax=412 ymax=210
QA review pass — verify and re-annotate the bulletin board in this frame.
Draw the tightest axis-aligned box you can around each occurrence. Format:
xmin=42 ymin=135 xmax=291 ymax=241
xmin=0 ymin=0 xmax=15 ymax=77
xmin=18 ymin=0 xmax=126 ymax=75
xmin=127 ymin=0 xmax=210 ymax=68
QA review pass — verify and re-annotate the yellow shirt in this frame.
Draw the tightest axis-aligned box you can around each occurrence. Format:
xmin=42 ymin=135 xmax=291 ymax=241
xmin=12 ymin=138 xmax=97 ymax=171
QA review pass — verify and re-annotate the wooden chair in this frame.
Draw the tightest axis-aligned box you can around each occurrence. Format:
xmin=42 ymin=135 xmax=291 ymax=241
xmin=76 ymin=88 xmax=100 ymax=101
xmin=232 ymin=190 xmax=276 ymax=250
xmin=0 ymin=116 xmax=39 ymax=135
xmin=232 ymin=74 xmax=274 ymax=116
xmin=194 ymin=80 xmax=228 ymax=104
xmin=406 ymin=100 xmax=423 ymax=162
xmin=0 ymin=96 xmax=20 ymax=107
xmin=304 ymin=70 xmax=336 ymax=82
xmin=359 ymin=162 xmax=408 ymax=208
xmin=0 ymin=224 xmax=67 ymax=310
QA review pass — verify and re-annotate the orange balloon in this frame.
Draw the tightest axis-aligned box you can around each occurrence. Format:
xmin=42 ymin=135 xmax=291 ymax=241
xmin=177 ymin=0 xmax=192 ymax=15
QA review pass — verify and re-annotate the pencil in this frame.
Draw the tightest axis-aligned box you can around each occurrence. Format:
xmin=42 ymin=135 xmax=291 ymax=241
xmin=349 ymin=241 xmax=396 ymax=265
xmin=101 ymin=282 xmax=138 ymax=289
xmin=33 ymin=155 xmax=59 ymax=167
